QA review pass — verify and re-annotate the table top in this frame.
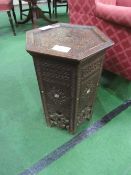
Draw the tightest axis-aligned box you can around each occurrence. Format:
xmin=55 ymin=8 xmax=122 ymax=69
xmin=26 ymin=23 xmax=113 ymax=61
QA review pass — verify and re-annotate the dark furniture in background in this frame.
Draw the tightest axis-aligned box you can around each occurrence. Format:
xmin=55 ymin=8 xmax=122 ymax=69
xmin=53 ymin=0 xmax=68 ymax=17
xmin=26 ymin=23 xmax=113 ymax=133
xmin=18 ymin=0 xmax=52 ymax=20
xmin=0 ymin=0 xmax=17 ymax=35
xmin=18 ymin=0 xmax=57 ymax=27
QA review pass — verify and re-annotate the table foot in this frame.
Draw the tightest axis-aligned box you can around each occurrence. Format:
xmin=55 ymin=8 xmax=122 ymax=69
xmin=18 ymin=6 xmax=58 ymax=26
xmin=17 ymin=10 xmax=32 ymax=24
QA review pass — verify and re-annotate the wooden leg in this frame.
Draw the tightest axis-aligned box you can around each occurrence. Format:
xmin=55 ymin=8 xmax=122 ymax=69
xmin=31 ymin=5 xmax=38 ymax=28
xmin=12 ymin=7 xmax=18 ymax=26
xmin=18 ymin=2 xmax=57 ymax=26
xmin=47 ymin=0 xmax=52 ymax=18
xmin=33 ymin=6 xmax=58 ymax=24
xmin=66 ymin=3 xmax=68 ymax=13
xmin=54 ymin=0 xmax=57 ymax=18
xmin=17 ymin=8 xmax=32 ymax=24
xmin=28 ymin=2 xmax=33 ymax=23
xmin=19 ymin=0 xmax=23 ymax=20
xmin=7 ymin=11 xmax=16 ymax=36
xmin=53 ymin=0 xmax=55 ymax=13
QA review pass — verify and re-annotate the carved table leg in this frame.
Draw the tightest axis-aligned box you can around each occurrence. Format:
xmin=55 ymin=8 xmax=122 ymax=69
xmin=18 ymin=1 xmax=57 ymax=26
xmin=17 ymin=9 xmax=32 ymax=24
xmin=36 ymin=6 xmax=57 ymax=24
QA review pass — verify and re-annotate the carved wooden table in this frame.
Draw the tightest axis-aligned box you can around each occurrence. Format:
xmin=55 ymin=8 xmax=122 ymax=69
xmin=26 ymin=23 xmax=113 ymax=133
xmin=18 ymin=0 xmax=57 ymax=28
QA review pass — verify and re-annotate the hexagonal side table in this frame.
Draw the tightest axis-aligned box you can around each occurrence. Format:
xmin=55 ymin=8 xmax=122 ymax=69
xmin=26 ymin=23 xmax=113 ymax=133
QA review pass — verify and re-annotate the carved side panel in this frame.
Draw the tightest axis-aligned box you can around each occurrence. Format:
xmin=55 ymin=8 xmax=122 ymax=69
xmin=76 ymin=54 xmax=104 ymax=126
xmin=33 ymin=53 xmax=104 ymax=132
xmin=34 ymin=56 xmax=76 ymax=131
